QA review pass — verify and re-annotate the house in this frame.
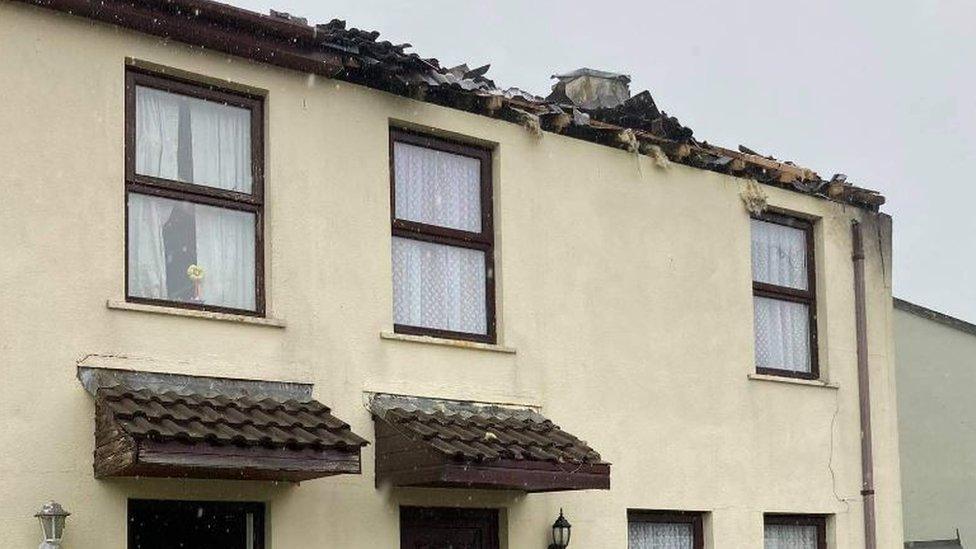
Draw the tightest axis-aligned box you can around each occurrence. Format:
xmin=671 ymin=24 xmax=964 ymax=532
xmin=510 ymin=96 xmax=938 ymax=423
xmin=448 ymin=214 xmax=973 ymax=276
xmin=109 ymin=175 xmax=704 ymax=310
xmin=0 ymin=0 xmax=903 ymax=547
xmin=896 ymin=298 xmax=976 ymax=548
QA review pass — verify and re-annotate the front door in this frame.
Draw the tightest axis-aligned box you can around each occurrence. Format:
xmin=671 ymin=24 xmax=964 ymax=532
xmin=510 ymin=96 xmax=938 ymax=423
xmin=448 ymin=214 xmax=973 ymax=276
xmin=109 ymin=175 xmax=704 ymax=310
xmin=128 ymin=499 xmax=264 ymax=549
xmin=400 ymin=506 xmax=500 ymax=549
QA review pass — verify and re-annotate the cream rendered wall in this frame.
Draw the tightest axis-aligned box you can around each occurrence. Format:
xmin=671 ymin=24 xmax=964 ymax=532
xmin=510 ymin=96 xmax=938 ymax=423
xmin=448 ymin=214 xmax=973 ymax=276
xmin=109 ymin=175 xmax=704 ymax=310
xmin=0 ymin=3 xmax=902 ymax=547
xmin=895 ymin=306 xmax=976 ymax=546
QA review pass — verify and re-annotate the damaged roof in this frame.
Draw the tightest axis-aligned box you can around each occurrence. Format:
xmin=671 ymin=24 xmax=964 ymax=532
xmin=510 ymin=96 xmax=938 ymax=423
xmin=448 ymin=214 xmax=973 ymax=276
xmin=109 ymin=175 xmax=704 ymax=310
xmin=20 ymin=0 xmax=884 ymax=210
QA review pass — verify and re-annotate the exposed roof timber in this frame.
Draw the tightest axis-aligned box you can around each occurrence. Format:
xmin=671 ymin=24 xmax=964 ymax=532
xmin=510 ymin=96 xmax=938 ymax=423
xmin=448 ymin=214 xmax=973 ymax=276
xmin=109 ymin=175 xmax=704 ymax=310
xmin=17 ymin=0 xmax=885 ymax=210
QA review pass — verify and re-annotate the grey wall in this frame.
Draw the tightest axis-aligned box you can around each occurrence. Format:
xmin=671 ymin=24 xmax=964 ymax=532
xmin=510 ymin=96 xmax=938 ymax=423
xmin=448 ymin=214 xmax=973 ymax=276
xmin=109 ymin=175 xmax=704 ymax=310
xmin=896 ymin=302 xmax=976 ymax=546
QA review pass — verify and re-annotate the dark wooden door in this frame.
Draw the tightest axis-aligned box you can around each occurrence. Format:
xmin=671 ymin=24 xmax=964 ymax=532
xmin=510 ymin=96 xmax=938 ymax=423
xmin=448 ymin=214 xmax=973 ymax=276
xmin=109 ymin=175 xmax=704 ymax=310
xmin=400 ymin=506 xmax=499 ymax=549
xmin=128 ymin=499 xmax=264 ymax=549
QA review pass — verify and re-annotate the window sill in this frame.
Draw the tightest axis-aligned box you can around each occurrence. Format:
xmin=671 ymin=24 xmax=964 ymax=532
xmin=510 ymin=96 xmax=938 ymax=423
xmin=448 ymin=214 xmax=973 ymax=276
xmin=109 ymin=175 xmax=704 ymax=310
xmin=380 ymin=331 xmax=516 ymax=354
xmin=106 ymin=300 xmax=286 ymax=328
xmin=748 ymin=373 xmax=838 ymax=389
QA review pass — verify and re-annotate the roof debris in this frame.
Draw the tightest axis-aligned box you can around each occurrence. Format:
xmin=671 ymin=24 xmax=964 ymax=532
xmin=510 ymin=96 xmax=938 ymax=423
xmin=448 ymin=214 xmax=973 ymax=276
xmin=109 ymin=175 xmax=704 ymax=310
xmin=20 ymin=0 xmax=885 ymax=210
xmin=278 ymin=12 xmax=886 ymax=209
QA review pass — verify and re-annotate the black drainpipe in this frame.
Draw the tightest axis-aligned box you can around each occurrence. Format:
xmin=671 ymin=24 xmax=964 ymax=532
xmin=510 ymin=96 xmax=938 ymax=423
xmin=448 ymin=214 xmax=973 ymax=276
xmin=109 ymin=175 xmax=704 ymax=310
xmin=852 ymin=220 xmax=877 ymax=549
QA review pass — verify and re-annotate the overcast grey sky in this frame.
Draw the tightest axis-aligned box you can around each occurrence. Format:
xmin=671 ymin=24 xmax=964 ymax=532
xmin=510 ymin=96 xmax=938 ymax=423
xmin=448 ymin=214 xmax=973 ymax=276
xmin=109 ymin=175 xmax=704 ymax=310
xmin=233 ymin=0 xmax=976 ymax=321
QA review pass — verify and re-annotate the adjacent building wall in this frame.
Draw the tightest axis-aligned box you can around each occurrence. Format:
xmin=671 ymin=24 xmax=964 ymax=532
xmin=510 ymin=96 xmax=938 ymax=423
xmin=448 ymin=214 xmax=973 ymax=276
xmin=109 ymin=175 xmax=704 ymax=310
xmin=896 ymin=299 xmax=976 ymax=547
xmin=0 ymin=2 xmax=903 ymax=547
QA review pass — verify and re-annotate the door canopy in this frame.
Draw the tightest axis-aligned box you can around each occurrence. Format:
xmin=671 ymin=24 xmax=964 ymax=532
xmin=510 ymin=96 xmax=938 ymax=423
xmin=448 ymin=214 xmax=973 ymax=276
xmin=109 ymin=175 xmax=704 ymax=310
xmin=371 ymin=394 xmax=610 ymax=493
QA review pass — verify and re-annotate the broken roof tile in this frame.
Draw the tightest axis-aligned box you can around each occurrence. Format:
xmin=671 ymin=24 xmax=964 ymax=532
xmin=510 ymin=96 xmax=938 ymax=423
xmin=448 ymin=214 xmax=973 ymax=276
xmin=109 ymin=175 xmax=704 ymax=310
xmin=20 ymin=0 xmax=885 ymax=210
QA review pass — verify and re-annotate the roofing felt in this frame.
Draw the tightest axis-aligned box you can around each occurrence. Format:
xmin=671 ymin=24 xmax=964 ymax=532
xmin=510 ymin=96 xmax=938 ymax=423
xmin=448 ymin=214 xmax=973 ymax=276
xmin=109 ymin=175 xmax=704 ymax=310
xmin=96 ymin=385 xmax=368 ymax=451
xmin=18 ymin=0 xmax=885 ymax=210
xmin=375 ymin=404 xmax=604 ymax=465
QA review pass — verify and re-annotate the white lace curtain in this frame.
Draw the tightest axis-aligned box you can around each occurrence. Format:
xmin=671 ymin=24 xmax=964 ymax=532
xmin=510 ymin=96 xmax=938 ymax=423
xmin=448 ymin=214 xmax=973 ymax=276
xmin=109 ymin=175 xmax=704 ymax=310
xmin=135 ymin=86 xmax=252 ymax=192
xmin=393 ymin=141 xmax=481 ymax=231
xmin=751 ymin=219 xmax=811 ymax=372
xmin=392 ymin=238 xmax=487 ymax=334
xmin=764 ymin=524 xmax=818 ymax=549
xmin=391 ymin=142 xmax=486 ymax=334
xmin=751 ymin=219 xmax=807 ymax=290
xmin=128 ymin=86 xmax=255 ymax=311
xmin=628 ymin=522 xmax=694 ymax=549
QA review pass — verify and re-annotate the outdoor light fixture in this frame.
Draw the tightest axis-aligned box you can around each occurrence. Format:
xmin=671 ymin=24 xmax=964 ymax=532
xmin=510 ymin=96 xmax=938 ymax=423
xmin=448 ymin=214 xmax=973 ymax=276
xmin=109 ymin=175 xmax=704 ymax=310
xmin=548 ymin=508 xmax=572 ymax=549
xmin=34 ymin=501 xmax=70 ymax=549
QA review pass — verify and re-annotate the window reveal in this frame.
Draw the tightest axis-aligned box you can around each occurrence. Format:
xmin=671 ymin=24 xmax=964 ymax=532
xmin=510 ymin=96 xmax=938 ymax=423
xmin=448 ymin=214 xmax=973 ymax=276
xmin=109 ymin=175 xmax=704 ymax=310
xmin=764 ymin=515 xmax=827 ymax=549
xmin=125 ymin=69 xmax=264 ymax=315
xmin=390 ymin=129 xmax=495 ymax=343
xmin=751 ymin=213 xmax=818 ymax=378
xmin=627 ymin=511 xmax=704 ymax=549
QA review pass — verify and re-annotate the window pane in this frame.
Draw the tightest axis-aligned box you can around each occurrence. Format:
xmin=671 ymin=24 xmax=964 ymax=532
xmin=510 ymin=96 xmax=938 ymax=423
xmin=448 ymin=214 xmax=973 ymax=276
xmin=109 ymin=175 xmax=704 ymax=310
xmin=754 ymin=296 xmax=811 ymax=373
xmin=392 ymin=237 xmax=487 ymax=335
xmin=135 ymin=86 xmax=253 ymax=193
xmin=751 ymin=219 xmax=808 ymax=290
xmin=628 ymin=521 xmax=694 ymax=549
xmin=128 ymin=193 xmax=256 ymax=311
xmin=765 ymin=524 xmax=818 ymax=549
xmin=394 ymin=141 xmax=482 ymax=232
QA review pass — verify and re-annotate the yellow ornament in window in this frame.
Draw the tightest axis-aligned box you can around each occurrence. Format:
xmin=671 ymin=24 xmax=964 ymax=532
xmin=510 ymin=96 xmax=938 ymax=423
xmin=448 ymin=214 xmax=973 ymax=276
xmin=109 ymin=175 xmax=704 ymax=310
xmin=186 ymin=264 xmax=205 ymax=302
xmin=186 ymin=264 xmax=205 ymax=281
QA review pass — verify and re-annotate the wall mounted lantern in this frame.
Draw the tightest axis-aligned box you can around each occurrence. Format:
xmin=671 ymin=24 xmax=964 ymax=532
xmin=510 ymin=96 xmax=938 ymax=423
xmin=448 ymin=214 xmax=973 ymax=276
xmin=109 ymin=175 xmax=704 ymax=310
xmin=35 ymin=501 xmax=70 ymax=548
xmin=548 ymin=508 xmax=572 ymax=549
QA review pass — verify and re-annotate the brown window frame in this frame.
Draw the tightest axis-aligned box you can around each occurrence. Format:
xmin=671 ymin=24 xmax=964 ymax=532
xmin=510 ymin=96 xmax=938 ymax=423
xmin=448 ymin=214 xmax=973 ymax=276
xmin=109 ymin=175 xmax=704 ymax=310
xmin=751 ymin=211 xmax=819 ymax=380
xmin=764 ymin=514 xmax=827 ymax=549
xmin=389 ymin=128 xmax=496 ymax=344
xmin=627 ymin=510 xmax=705 ymax=549
xmin=124 ymin=68 xmax=265 ymax=317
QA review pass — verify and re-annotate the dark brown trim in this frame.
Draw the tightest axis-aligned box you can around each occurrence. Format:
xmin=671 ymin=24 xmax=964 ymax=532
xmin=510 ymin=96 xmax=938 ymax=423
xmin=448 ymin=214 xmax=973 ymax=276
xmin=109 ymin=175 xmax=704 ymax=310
xmin=389 ymin=127 xmax=496 ymax=344
xmin=23 ymin=0 xmax=346 ymax=79
xmin=764 ymin=514 xmax=827 ymax=549
xmin=752 ymin=212 xmax=819 ymax=380
xmin=393 ymin=323 xmax=496 ymax=345
xmin=96 ymin=430 xmax=362 ymax=482
xmin=124 ymin=67 xmax=266 ymax=317
xmin=378 ymin=460 xmax=610 ymax=492
xmin=628 ymin=510 xmax=704 ymax=549
xmin=852 ymin=221 xmax=877 ymax=549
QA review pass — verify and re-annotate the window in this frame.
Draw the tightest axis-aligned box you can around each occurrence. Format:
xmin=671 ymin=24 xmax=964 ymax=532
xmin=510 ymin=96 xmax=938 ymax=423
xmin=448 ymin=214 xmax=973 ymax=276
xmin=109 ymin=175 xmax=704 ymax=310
xmin=128 ymin=499 xmax=264 ymax=549
xmin=764 ymin=515 xmax=827 ymax=549
xmin=628 ymin=510 xmax=704 ymax=549
xmin=389 ymin=129 xmax=495 ymax=343
xmin=125 ymin=69 xmax=264 ymax=315
xmin=751 ymin=213 xmax=817 ymax=378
